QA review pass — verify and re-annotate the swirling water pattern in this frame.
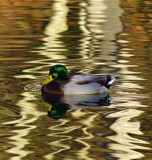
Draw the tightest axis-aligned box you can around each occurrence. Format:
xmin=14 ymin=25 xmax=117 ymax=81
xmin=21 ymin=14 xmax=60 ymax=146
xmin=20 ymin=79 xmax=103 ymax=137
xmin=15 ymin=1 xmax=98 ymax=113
xmin=0 ymin=0 xmax=152 ymax=159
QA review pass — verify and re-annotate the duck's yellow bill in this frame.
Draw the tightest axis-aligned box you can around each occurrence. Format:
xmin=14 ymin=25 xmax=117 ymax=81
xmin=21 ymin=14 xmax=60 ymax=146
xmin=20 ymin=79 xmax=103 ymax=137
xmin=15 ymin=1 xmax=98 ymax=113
xmin=42 ymin=75 xmax=54 ymax=85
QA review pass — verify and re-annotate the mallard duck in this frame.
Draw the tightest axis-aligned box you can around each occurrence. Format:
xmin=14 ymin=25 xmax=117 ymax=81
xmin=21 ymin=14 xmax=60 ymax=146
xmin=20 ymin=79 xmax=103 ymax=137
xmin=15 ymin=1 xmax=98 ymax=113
xmin=42 ymin=65 xmax=115 ymax=95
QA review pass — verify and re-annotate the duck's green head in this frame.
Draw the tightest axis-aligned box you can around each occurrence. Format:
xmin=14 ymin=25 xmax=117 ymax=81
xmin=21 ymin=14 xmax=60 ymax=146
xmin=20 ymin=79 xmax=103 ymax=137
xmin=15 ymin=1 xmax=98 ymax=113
xmin=42 ymin=65 xmax=70 ymax=85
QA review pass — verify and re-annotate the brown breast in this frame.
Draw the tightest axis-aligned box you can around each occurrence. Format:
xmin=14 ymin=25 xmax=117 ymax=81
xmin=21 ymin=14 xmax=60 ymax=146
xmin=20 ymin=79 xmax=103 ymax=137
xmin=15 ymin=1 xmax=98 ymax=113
xmin=42 ymin=81 xmax=64 ymax=94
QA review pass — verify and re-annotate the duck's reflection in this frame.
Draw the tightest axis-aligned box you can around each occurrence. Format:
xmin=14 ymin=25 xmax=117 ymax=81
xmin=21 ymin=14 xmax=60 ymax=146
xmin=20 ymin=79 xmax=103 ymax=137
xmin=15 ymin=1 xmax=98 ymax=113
xmin=42 ymin=100 xmax=69 ymax=120
xmin=42 ymin=92 xmax=112 ymax=119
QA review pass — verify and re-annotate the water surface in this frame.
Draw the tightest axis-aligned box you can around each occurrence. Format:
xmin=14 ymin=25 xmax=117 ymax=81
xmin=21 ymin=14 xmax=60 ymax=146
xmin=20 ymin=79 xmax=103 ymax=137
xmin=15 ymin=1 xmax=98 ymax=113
xmin=0 ymin=0 xmax=152 ymax=159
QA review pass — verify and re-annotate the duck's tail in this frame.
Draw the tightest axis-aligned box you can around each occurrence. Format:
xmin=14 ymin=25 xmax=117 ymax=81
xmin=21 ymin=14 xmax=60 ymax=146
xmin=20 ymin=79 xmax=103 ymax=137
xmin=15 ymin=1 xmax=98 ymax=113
xmin=105 ymin=76 xmax=115 ymax=89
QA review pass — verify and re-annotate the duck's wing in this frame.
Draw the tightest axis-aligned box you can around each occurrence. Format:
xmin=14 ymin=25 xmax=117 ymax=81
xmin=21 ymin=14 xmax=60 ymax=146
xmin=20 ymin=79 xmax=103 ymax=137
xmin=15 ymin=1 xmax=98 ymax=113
xmin=70 ymin=74 xmax=115 ymax=89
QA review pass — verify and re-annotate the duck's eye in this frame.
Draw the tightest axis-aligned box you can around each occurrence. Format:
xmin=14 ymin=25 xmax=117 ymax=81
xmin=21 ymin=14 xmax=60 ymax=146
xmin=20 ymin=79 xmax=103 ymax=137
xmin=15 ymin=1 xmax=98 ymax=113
xmin=52 ymin=74 xmax=55 ymax=79
xmin=52 ymin=72 xmax=58 ymax=79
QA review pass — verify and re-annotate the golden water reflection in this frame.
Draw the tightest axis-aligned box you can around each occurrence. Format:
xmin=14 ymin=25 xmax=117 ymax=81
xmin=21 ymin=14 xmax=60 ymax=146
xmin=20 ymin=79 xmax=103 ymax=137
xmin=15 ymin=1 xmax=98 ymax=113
xmin=0 ymin=0 xmax=152 ymax=159
xmin=4 ymin=92 xmax=45 ymax=159
xmin=107 ymin=109 xmax=150 ymax=160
